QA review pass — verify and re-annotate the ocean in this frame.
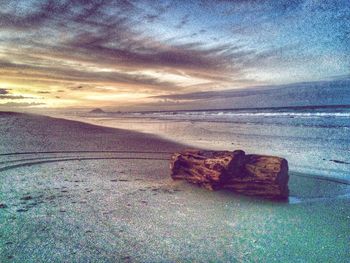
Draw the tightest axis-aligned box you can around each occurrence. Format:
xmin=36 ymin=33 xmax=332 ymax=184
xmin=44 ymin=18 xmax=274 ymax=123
xmin=70 ymin=105 xmax=350 ymax=183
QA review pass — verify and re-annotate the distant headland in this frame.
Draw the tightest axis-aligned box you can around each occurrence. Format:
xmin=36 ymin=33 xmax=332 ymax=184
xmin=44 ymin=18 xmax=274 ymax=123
xmin=89 ymin=108 xmax=105 ymax=114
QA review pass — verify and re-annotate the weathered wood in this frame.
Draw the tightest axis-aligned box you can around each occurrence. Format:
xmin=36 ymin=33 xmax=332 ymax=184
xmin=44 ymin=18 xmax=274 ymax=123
xmin=170 ymin=149 xmax=245 ymax=190
xmin=170 ymin=149 xmax=289 ymax=200
xmin=224 ymin=154 xmax=289 ymax=199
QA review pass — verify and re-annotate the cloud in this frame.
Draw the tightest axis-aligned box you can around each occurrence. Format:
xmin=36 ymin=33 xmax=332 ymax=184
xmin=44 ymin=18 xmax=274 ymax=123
xmin=0 ymin=0 xmax=348 ymax=109
xmin=0 ymin=95 xmax=35 ymax=100
xmin=0 ymin=0 xmax=265 ymax=90
xmin=58 ymin=29 xmax=246 ymax=77
xmin=0 ymin=102 xmax=45 ymax=107
xmin=0 ymin=1 xmax=139 ymax=31
xmin=119 ymin=76 xmax=350 ymax=111
xmin=0 ymin=1 xmax=69 ymax=30
xmin=69 ymin=85 xmax=85 ymax=91
xmin=0 ymin=88 xmax=10 ymax=95
xmin=144 ymin=14 xmax=159 ymax=23
xmin=0 ymin=87 xmax=35 ymax=100
xmin=153 ymin=76 xmax=350 ymax=101
xmin=176 ymin=14 xmax=190 ymax=29
xmin=0 ymin=59 xmax=179 ymax=90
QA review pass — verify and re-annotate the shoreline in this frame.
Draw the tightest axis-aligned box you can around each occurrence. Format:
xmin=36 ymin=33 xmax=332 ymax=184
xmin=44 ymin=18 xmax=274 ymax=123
xmin=1 ymin=112 xmax=349 ymax=262
xmin=3 ymin=111 xmax=348 ymax=196
xmin=51 ymin=111 xmax=350 ymax=181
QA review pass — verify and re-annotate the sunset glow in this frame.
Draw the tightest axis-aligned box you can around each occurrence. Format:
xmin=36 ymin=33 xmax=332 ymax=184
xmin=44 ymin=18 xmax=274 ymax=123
xmin=0 ymin=1 xmax=349 ymax=110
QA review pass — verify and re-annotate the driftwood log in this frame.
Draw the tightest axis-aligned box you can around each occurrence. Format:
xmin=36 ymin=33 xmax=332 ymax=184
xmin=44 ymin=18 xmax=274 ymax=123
xmin=170 ymin=149 xmax=289 ymax=200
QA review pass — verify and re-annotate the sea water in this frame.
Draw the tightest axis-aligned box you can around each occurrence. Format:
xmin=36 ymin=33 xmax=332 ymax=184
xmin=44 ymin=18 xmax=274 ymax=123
xmin=75 ymin=105 xmax=350 ymax=182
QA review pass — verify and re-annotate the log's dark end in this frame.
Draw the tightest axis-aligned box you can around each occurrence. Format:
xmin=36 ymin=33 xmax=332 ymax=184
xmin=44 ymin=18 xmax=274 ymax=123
xmin=240 ymin=154 xmax=289 ymax=200
xmin=275 ymin=158 xmax=289 ymax=200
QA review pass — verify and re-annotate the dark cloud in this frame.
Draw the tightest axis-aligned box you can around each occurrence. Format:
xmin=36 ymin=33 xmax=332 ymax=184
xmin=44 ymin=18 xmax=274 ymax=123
xmin=58 ymin=30 xmax=241 ymax=76
xmin=129 ymin=76 xmax=350 ymax=111
xmin=0 ymin=0 xmax=262 ymax=88
xmin=0 ymin=102 xmax=45 ymax=107
xmin=0 ymin=95 xmax=35 ymax=100
xmin=176 ymin=14 xmax=190 ymax=29
xmin=0 ymin=85 xmax=33 ymax=100
xmin=142 ymin=1 xmax=173 ymax=23
xmin=152 ymin=87 xmax=265 ymax=101
xmin=0 ymin=0 xmax=138 ymax=30
xmin=0 ymin=60 xmax=178 ymax=89
xmin=0 ymin=88 xmax=10 ymax=95
xmin=69 ymin=85 xmax=85 ymax=90
xmin=153 ymin=77 xmax=350 ymax=101
xmin=0 ymin=1 xmax=69 ymax=30
xmin=144 ymin=14 xmax=159 ymax=23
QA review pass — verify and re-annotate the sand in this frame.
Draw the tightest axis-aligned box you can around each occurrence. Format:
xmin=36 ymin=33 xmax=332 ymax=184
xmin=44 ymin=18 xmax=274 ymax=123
xmin=0 ymin=112 xmax=349 ymax=262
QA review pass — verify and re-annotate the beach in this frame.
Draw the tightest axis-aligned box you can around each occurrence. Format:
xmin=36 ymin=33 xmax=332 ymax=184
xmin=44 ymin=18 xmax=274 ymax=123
xmin=66 ymin=105 xmax=350 ymax=181
xmin=0 ymin=112 xmax=349 ymax=262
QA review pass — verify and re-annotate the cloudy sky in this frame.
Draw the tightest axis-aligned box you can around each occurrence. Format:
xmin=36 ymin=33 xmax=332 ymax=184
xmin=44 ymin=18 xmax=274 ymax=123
xmin=0 ymin=0 xmax=349 ymax=110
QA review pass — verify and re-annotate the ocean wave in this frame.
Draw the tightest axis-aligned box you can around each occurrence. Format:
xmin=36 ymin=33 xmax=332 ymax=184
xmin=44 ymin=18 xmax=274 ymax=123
xmin=155 ymin=112 xmax=350 ymax=118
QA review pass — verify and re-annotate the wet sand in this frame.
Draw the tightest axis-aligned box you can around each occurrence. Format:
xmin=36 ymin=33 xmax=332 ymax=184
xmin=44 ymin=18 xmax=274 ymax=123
xmin=0 ymin=112 xmax=349 ymax=262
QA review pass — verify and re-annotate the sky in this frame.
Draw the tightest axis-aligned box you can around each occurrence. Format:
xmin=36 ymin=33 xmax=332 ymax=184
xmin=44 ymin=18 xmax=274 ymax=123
xmin=0 ymin=0 xmax=349 ymax=111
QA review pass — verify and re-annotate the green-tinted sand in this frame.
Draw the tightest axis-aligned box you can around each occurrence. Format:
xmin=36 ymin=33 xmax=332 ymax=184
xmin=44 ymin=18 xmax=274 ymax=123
xmin=0 ymin=112 xmax=349 ymax=262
